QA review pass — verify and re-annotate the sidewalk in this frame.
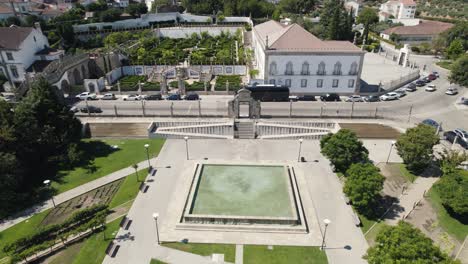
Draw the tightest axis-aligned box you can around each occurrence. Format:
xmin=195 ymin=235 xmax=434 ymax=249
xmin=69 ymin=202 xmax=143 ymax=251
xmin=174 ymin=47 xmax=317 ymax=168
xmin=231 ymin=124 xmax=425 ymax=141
xmin=148 ymin=246 xmax=232 ymax=264
xmin=0 ymin=157 xmax=156 ymax=232
xmin=384 ymin=176 xmax=439 ymax=225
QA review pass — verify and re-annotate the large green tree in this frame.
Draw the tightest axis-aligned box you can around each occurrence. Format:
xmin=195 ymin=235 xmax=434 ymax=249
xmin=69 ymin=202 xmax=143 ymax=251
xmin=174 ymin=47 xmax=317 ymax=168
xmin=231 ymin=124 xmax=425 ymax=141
xmin=320 ymin=129 xmax=369 ymax=173
xmin=279 ymin=0 xmax=315 ymax=14
xmin=319 ymin=0 xmax=353 ymax=40
xmin=446 ymin=38 xmax=464 ymax=60
xmin=366 ymin=222 xmax=459 ymax=264
xmin=357 ymin=7 xmax=378 ymax=44
xmin=435 ymin=172 xmax=468 ymax=219
xmin=448 ymin=54 xmax=468 ymax=87
xmin=344 ymin=163 xmax=384 ymax=216
xmin=395 ymin=124 xmax=439 ymax=173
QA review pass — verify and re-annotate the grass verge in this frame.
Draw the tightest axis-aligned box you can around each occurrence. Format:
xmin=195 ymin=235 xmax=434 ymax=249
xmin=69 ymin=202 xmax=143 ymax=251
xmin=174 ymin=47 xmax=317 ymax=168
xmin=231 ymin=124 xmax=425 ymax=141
xmin=161 ymin=242 xmax=235 ymax=263
xmin=427 ymin=187 xmax=468 ymax=241
xmin=396 ymin=163 xmax=417 ymax=183
xmin=108 ymin=168 xmax=147 ymax=209
xmin=243 ymin=245 xmax=327 ymax=264
xmin=364 ymin=222 xmax=387 ymax=246
xmin=53 ymin=139 xmax=165 ymax=194
xmin=435 ymin=61 xmax=453 ymax=70
xmin=72 ymin=216 xmax=124 ymax=264
xmin=150 ymin=259 xmax=168 ymax=264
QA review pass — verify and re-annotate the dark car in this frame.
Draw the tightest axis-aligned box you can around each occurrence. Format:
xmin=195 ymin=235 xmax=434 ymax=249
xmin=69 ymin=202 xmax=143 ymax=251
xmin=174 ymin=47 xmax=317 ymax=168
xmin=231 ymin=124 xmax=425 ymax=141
xmin=185 ymin=93 xmax=200 ymax=100
xmin=364 ymin=95 xmax=380 ymax=102
xmin=405 ymin=83 xmax=417 ymax=92
xmin=444 ymin=131 xmax=468 ymax=149
xmin=320 ymin=93 xmax=341 ymax=102
xmin=80 ymin=106 xmax=102 ymax=113
xmin=298 ymin=95 xmax=316 ymax=101
xmin=166 ymin=94 xmax=182 ymax=100
xmin=144 ymin=93 xmax=162 ymax=100
xmin=415 ymin=80 xmax=426 ymax=87
xmin=421 ymin=119 xmax=442 ymax=131
xmin=428 ymin=74 xmax=437 ymax=81
xmin=422 ymin=77 xmax=431 ymax=83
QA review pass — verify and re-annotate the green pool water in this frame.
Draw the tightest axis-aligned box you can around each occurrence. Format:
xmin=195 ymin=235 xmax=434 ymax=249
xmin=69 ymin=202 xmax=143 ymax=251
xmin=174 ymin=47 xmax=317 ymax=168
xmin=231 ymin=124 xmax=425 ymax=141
xmin=190 ymin=164 xmax=294 ymax=218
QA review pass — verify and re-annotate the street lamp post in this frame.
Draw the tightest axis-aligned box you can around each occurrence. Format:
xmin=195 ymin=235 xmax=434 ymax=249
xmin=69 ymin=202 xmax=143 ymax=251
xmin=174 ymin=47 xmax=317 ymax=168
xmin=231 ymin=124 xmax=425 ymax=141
xmin=321 ymin=218 xmax=331 ymax=250
xmin=144 ymin=144 xmax=151 ymax=169
xmin=133 ymin=164 xmax=139 ymax=182
xmin=43 ymin=180 xmax=56 ymax=207
xmin=152 ymin=213 xmax=160 ymax=244
xmin=386 ymin=140 xmax=397 ymax=164
xmin=184 ymin=136 xmax=189 ymax=160
xmin=297 ymin=138 xmax=304 ymax=162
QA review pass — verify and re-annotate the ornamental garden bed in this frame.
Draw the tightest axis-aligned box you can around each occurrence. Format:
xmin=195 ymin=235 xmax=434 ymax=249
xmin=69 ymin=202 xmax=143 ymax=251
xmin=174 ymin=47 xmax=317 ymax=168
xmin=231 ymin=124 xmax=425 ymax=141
xmin=214 ymin=75 xmax=243 ymax=91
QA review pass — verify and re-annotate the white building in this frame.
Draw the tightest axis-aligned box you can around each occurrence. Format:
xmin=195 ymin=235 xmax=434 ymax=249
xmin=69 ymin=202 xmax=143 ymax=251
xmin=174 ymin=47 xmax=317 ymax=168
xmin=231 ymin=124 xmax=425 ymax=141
xmin=379 ymin=0 xmax=416 ymax=21
xmin=0 ymin=24 xmax=64 ymax=89
xmin=114 ymin=0 xmax=129 ymax=8
xmin=252 ymin=20 xmax=364 ymax=95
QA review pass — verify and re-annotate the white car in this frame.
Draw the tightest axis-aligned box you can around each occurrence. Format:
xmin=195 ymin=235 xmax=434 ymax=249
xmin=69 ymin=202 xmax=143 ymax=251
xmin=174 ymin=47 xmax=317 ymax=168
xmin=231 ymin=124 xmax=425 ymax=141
xmin=445 ymin=87 xmax=458 ymax=95
xmin=425 ymin=84 xmax=436 ymax=92
xmin=345 ymin=95 xmax=365 ymax=102
xmin=100 ymin=93 xmax=116 ymax=100
xmin=76 ymin=92 xmax=97 ymax=100
xmin=454 ymin=129 xmax=468 ymax=143
xmin=394 ymin=88 xmax=407 ymax=97
xmin=123 ymin=94 xmax=141 ymax=101
xmin=379 ymin=92 xmax=399 ymax=101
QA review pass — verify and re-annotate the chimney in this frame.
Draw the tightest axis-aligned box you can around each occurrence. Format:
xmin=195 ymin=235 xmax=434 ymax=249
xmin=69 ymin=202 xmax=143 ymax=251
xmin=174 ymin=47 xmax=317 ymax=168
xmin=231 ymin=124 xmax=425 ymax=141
xmin=34 ymin=22 xmax=42 ymax=33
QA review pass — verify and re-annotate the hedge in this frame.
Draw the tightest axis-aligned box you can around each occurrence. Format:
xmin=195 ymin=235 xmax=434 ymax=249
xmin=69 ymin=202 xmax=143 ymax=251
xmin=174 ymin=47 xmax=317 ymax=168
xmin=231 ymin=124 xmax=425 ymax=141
xmin=214 ymin=75 xmax=242 ymax=91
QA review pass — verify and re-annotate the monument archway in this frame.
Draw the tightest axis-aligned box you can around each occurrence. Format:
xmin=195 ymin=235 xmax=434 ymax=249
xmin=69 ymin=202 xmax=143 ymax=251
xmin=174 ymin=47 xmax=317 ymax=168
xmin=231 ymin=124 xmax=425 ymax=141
xmin=228 ymin=88 xmax=261 ymax=118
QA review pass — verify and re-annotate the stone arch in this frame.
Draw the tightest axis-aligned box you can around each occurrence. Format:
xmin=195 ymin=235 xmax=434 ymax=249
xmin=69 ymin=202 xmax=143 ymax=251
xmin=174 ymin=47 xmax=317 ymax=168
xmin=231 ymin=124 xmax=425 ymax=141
xmin=81 ymin=65 xmax=87 ymax=79
xmin=61 ymin=79 xmax=71 ymax=93
xmin=88 ymin=82 xmax=96 ymax=92
xmin=72 ymin=68 xmax=82 ymax=85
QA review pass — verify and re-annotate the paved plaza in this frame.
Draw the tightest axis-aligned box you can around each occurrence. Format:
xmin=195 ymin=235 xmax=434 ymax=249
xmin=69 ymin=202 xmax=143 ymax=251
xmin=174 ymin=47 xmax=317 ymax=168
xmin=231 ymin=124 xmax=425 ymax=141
xmin=102 ymin=138 xmax=403 ymax=264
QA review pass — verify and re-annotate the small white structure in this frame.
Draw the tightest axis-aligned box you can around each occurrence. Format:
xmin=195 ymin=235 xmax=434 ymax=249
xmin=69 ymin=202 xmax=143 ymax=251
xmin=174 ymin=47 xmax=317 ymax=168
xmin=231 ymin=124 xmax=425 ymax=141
xmin=0 ymin=24 xmax=64 ymax=89
xmin=114 ymin=0 xmax=129 ymax=8
xmin=252 ymin=20 xmax=364 ymax=95
xmin=379 ymin=0 xmax=416 ymax=21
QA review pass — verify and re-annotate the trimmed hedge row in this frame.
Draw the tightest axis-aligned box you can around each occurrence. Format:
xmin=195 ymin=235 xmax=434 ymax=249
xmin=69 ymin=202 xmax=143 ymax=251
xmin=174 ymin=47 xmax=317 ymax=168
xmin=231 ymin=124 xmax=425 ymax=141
xmin=214 ymin=75 xmax=242 ymax=91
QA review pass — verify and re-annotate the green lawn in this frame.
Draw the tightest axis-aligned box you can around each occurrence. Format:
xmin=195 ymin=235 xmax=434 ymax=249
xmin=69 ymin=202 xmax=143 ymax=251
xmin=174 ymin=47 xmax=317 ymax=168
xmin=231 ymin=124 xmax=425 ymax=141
xmin=108 ymin=169 xmax=147 ymax=209
xmin=364 ymin=222 xmax=387 ymax=246
xmin=244 ymin=245 xmax=327 ymax=264
xmin=162 ymin=242 xmax=236 ymax=263
xmin=396 ymin=163 xmax=417 ymax=183
xmin=358 ymin=212 xmax=379 ymax=234
xmin=72 ymin=216 xmax=124 ymax=264
xmin=150 ymin=259 xmax=168 ymax=264
xmin=0 ymin=209 xmax=50 ymax=259
xmin=427 ymin=187 xmax=468 ymax=241
xmin=53 ymin=139 xmax=165 ymax=193
xmin=435 ymin=61 xmax=453 ymax=70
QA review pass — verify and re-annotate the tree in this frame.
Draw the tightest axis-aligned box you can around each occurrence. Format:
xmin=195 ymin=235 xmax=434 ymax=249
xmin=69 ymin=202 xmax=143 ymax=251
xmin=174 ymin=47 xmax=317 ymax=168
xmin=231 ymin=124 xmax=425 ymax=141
xmin=319 ymin=0 xmax=353 ymax=40
xmin=366 ymin=222 xmax=459 ymax=264
xmin=100 ymin=8 xmax=122 ymax=22
xmin=357 ymin=7 xmax=378 ymax=44
xmin=320 ymin=129 xmax=369 ymax=173
xmin=435 ymin=172 xmax=468 ymax=219
xmin=5 ymin=16 xmax=21 ymax=26
xmin=395 ymin=124 xmax=439 ymax=173
xmin=279 ymin=0 xmax=315 ymax=14
xmin=126 ymin=3 xmax=148 ymax=17
xmin=438 ymin=149 xmax=468 ymax=176
xmin=343 ymin=163 xmax=384 ymax=216
xmin=448 ymin=54 xmax=468 ymax=87
xmin=444 ymin=21 xmax=468 ymax=51
xmin=432 ymin=35 xmax=447 ymax=55
xmin=446 ymin=38 xmax=464 ymax=60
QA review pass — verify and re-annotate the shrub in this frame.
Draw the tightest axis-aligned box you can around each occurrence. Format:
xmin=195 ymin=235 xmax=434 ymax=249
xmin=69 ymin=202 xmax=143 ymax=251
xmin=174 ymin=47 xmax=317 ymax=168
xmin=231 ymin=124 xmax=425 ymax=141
xmin=214 ymin=75 xmax=242 ymax=91
xmin=434 ymin=172 xmax=468 ymax=219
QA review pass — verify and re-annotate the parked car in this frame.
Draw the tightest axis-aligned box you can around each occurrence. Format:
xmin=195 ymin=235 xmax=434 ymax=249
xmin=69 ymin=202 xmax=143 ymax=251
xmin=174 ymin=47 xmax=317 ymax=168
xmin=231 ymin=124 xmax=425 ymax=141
xmin=445 ymin=87 xmax=458 ymax=95
xmin=184 ymin=93 xmax=200 ymax=100
xmin=422 ymin=119 xmax=442 ymax=130
xmin=100 ymin=93 xmax=116 ymax=100
xmin=364 ymin=95 xmax=380 ymax=102
xmin=427 ymin=74 xmax=437 ymax=81
xmin=454 ymin=129 xmax=468 ymax=143
xmin=415 ymin=80 xmax=426 ymax=87
xmin=425 ymin=84 xmax=436 ymax=92
xmin=144 ymin=93 xmax=162 ymax=100
xmin=166 ymin=94 xmax=182 ymax=100
xmin=379 ymin=92 xmax=399 ymax=101
xmin=70 ymin=106 xmax=79 ymax=113
xmin=432 ymin=71 xmax=439 ymax=78
xmin=289 ymin=95 xmax=299 ymax=102
xmin=297 ymin=95 xmax=316 ymax=101
xmin=422 ymin=77 xmax=431 ymax=83
xmin=123 ymin=94 xmax=141 ymax=101
xmin=80 ymin=106 xmax=102 ymax=113
xmin=320 ymin=93 xmax=341 ymax=102
xmin=345 ymin=95 xmax=364 ymax=102
xmin=76 ymin=92 xmax=97 ymax=100
xmin=444 ymin=131 xmax=468 ymax=149
xmin=395 ymin=88 xmax=407 ymax=97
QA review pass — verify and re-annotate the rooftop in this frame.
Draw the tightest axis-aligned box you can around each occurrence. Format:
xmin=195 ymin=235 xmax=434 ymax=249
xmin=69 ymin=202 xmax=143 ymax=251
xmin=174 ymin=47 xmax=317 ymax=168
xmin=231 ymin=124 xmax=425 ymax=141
xmin=254 ymin=20 xmax=362 ymax=53
xmin=0 ymin=26 xmax=33 ymax=50
xmin=383 ymin=20 xmax=454 ymax=36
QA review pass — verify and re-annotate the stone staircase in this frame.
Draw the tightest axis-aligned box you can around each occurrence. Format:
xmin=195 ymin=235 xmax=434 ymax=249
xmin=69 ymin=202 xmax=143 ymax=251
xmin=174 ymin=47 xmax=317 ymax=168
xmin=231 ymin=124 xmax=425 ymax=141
xmin=235 ymin=120 xmax=255 ymax=139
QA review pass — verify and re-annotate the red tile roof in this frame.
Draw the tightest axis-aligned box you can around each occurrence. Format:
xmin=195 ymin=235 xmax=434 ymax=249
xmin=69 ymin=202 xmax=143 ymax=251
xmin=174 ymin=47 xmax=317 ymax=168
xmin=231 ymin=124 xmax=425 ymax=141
xmin=0 ymin=26 xmax=33 ymax=50
xmin=383 ymin=20 xmax=454 ymax=36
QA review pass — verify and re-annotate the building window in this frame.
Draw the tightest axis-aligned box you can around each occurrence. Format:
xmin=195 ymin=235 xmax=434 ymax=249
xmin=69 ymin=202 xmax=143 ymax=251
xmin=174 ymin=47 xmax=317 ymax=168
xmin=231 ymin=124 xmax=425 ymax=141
xmin=333 ymin=61 xmax=342 ymax=75
xmin=348 ymin=79 xmax=355 ymax=88
xmin=269 ymin=79 xmax=276 ymax=85
xmin=33 ymin=36 xmax=36 ymax=42
xmin=317 ymin=79 xmax=323 ymax=88
xmin=10 ymin=65 xmax=19 ymax=78
xmin=349 ymin=62 xmax=358 ymax=75
xmin=285 ymin=62 xmax=293 ymax=75
xmin=6 ymin=52 xmax=13 ymax=61
xmin=317 ymin=61 xmax=326 ymax=75
xmin=332 ymin=79 xmax=339 ymax=88
xmin=301 ymin=62 xmax=309 ymax=75
xmin=269 ymin=61 xmax=277 ymax=75
xmin=285 ymin=79 xmax=291 ymax=87
xmin=301 ymin=79 xmax=307 ymax=87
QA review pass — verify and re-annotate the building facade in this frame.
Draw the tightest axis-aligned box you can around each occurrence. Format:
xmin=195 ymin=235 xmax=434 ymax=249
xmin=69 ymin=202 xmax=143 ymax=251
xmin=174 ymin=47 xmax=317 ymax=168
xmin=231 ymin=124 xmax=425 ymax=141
xmin=380 ymin=20 xmax=453 ymax=44
xmin=379 ymin=0 xmax=416 ymax=21
xmin=0 ymin=24 xmax=64 ymax=89
xmin=252 ymin=20 xmax=364 ymax=95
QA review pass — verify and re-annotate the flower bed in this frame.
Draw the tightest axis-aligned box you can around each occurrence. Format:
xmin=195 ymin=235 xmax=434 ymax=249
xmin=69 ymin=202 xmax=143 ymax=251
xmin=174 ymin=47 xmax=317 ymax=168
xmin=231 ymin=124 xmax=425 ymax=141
xmin=214 ymin=75 xmax=243 ymax=91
